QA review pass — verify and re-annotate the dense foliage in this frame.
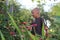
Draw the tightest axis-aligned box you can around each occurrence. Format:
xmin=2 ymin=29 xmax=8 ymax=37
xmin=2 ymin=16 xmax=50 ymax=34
xmin=0 ymin=0 xmax=60 ymax=40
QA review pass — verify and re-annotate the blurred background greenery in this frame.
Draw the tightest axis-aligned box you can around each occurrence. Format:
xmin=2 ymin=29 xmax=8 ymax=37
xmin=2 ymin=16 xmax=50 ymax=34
xmin=0 ymin=0 xmax=60 ymax=40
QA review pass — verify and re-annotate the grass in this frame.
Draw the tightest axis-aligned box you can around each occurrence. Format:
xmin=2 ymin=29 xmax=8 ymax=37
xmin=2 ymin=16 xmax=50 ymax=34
xmin=0 ymin=31 xmax=5 ymax=40
xmin=8 ymin=13 xmax=39 ymax=40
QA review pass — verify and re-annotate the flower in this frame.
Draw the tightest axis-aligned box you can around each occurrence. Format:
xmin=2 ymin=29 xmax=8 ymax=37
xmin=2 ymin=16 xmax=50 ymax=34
xmin=10 ymin=31 xmax=15 ymax=36
xmin=22 ymin=22 xmax=27 ymax=25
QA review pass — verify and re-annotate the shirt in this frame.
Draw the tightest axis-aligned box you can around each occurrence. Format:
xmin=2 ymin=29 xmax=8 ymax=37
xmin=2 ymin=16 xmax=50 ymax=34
xmin=31 ymin=17 xmax=44 ymax=35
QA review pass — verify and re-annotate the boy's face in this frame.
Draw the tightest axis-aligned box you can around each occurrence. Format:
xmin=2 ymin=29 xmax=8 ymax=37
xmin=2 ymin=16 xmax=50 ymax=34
xmin=32 ymin=9 xmax=39 ymax=18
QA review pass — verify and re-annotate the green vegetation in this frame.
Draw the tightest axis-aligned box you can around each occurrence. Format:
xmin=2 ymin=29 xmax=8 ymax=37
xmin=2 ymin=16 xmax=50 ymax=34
xmin=0 ymin=0 xmax=60 ymax=40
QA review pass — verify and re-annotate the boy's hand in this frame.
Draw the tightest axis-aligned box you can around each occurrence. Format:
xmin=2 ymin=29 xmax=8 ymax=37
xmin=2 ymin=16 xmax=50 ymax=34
xmin=45 ymin=26 xmax=49 ymax=37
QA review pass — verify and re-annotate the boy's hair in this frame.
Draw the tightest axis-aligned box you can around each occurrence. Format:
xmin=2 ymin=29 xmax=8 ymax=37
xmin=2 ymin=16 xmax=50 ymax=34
xmin=31 ymin=7 xmax=40 ymax=14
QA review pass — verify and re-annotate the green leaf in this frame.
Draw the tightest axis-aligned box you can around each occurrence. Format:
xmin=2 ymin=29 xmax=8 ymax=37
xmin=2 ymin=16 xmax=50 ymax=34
xmin=8 ymin=13 xmax=23 ymax=40
xmin=24 ymin=26 xmax=36 ymax=40
xmin=42 ymin=23 xmax=44 ymax=39
xmin=0 ymin=31 xmax=5 ymax=40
